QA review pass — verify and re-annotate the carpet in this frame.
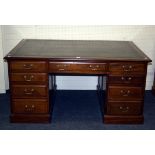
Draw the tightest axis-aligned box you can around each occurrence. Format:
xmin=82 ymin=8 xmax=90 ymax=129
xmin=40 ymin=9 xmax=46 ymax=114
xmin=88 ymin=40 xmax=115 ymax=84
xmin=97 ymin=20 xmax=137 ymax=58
xmin=0 ymin=90 xmax=155 ymax=130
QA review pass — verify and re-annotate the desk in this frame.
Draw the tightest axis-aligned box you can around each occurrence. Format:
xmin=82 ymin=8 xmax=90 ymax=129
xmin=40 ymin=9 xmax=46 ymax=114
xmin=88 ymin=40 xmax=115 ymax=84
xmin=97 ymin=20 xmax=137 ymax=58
xmin=4 ymin=39 xmax=151 ymax=124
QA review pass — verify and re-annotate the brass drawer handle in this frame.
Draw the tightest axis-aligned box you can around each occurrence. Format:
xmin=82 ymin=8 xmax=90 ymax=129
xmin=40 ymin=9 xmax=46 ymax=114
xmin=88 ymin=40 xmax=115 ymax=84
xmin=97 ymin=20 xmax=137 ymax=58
xmin=122 ymin=65 xmax=133 ymax=71
xmin=24 ymin=104 xmax=35 ymax=112
xmin=56 ymin=64 xmax=69 ymax=67
xmin=56 ymin=64 xmax=69 ymax=71
xmin=121 ymin=77 xmax=132 ymax=81
xmin=89 ymin=65 xmax=100 ymax=68
xmin=58 ymin=68 xmax=65 ymax=71
xmin=120 ymin=90 xmax=130 ymax=96
xmin=91 ymin=68 xmax=97 ymax=71
xmin=24 ymin=88 xmax=34 ymax=95
xmin=23 ymin=75 xmax=34 ymax=81
xmin=24 ymin=104 xmax=29 ymax=111
xmin=31 ymin=105 xmax=35 ymax=108
xmin=119 ymin=106 xmax=129 ymax=112
xmin=89 ymin=65 xmax=100 ymax=70
xmin=121 ymin=77 xmax=125 ymax=80
xmin=23 ymin=64 xmax=33 ymax=69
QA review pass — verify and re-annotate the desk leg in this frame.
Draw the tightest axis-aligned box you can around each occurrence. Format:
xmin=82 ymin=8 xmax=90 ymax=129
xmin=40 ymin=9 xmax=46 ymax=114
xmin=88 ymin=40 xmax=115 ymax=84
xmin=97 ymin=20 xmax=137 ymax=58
xmin=97 ymin=76 xmax=105 ymax=120
xmin=97 ymin=76 xmax=104 ymax=91
xmin=51 ymin=75 xmax=57 ymax=90
xmin=49 ymin=75 xmax=57 ymax=122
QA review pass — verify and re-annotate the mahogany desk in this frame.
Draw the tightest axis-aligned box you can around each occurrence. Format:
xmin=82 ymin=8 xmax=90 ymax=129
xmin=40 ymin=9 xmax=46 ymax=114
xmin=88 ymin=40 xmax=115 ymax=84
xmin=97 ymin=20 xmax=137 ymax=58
xmin=4 ymin=39 xmax=151 ymax=124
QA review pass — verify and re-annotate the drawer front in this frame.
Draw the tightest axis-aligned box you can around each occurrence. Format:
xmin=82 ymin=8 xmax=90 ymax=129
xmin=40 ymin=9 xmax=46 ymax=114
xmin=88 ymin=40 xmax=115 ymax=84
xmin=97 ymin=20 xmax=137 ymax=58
xmin=12 ymin=99 xmax=49 ymax=114
xmin=107 ymin=101 xmax=142 ymax=115
xmin=49 ymin=62 xmax=107 ymax=74
xmin=108 ymin=75 xmax=145 ymax=84
xmin=109 ymin=63 xmax=146 ymax=75
xmin=10 ymin=61 xmax=47 ymax=72
xmin=108 ymin=86 xmax=143 ymax=100
xmin=11 ymin=85 xmax=48 ymax=98
xmin=49 ymin=63 xmax=73 ymax=72
xmin=10 ymin=73 xmax=48 ymax=82
xmin=76 ymin=63 xmax=107 ymax=73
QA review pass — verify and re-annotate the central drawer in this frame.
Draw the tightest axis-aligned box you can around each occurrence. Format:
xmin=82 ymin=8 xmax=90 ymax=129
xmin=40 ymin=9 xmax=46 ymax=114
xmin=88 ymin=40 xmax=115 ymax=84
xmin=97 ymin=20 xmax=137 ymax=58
xmin=11 ymin=85 xmax=48 ymax=98
xmin=108 ymin=86 xmax=143 ymax=100
xmin=49 ymin=62 xmax=107 ymax=74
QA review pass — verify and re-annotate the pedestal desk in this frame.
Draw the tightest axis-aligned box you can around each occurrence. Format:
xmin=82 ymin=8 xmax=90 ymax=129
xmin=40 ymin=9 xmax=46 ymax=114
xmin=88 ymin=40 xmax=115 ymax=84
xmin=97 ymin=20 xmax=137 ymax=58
xmin=4 ymin=39 xmax=151 ymax=124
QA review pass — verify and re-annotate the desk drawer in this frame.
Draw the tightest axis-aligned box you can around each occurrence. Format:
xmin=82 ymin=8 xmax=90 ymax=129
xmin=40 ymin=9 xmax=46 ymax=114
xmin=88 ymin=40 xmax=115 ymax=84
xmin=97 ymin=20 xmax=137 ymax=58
xmin=11 ymin=85 xmax=48 ymax=98
xmin=107 ymin=101 xmax=142 ymax=115
xmin=49 ymin=63 xmax=72 ymax=72
xmin=10 ymin=61 xmax=47 ymax=72
xmin=108 ymin=86 xmax=143 ymax=100
xmin=77 ymin=63 xmax=107 ymax=73
xmin=109 ymin=63 xmax=146 ymax=75
xmin=10 ymin=73 xmax=48 ymax=82
xmin=49 ymin=62 xmax=107 ymax=74
xmin=12 ymin=99 xmax=49 ymax=114
xmin=108 ymin=75 xmax=145 ymax=84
